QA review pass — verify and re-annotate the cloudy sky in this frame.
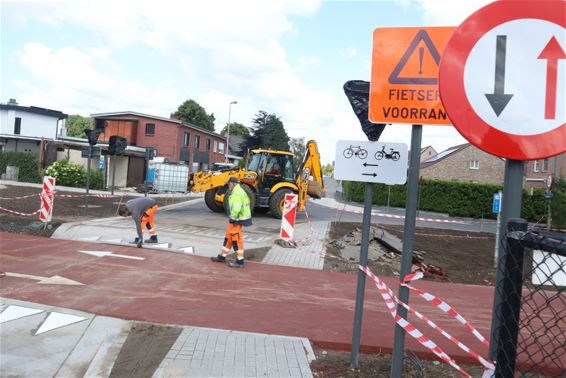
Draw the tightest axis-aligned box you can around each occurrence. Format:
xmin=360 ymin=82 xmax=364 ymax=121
xmin=2 ymin=0 xmax=491 ymax=164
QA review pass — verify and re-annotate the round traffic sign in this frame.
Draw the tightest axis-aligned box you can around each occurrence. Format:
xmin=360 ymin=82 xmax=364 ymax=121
xmin=439 ymin=1 xmax=565 ymax=160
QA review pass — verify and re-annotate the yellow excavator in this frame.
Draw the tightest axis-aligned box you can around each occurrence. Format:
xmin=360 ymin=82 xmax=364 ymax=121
xmin=187 ymin=140 xmax=325 ymax=218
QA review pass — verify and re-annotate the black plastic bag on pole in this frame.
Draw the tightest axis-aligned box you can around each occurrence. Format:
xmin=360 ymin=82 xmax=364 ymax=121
xmin=343 ymin=80 xmax=386 ymax=141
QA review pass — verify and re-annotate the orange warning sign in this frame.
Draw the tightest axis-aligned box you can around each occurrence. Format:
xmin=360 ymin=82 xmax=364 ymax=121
xmin=369 ymin=27 xmax=455 ymax=125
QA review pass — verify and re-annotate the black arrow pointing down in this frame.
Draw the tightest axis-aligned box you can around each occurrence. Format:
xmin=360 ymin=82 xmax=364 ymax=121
xmin=485 ymin=35 xmax=514 ymax=117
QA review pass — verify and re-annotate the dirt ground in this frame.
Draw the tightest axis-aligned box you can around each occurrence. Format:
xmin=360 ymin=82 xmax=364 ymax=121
xmin=0 ymin=184 xmax=192 ymax=237
xmin=1 ymin=184 xmax=502 ymax=377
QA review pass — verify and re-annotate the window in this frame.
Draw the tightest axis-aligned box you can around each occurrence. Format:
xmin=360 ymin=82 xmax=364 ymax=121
xmin=469 ymin=160 xmax=479 ymax=169
xmin=194 ymin=135 xmax=201 ymax=149
xmin=14 ymin=117 xmax=21 ymax=135
xmin=218 ymin=142 xmax=225 ymax=155
xmin=214 ymin=141 xmax=218 ymax=152
xmin=145 ymin=123 xmax=155 ymax=136
xmin=542 ymin=159 xmax=549 ymax=172
xmin=184 ymin=132 xmax=190 ymax=146
xmin=534 ymin=160 xmax=540 ymax=172
xmin=206 ymin=138 xmax=211 ymax=151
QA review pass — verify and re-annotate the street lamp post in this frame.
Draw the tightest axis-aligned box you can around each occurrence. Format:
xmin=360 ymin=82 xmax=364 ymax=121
xmin=225 ymin=100 xmax=237 ymax=164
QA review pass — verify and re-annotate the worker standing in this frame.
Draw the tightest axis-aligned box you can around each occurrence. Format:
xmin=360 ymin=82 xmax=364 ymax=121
xmin=211 ymin=177 xmax=252 ymax=268
xmin=118 ymin=197 xmax=159 ymax=248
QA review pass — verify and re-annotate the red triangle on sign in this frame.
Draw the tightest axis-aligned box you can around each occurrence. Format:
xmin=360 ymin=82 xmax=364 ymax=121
xmin=281 ymin=229 xmax=289 ymax=239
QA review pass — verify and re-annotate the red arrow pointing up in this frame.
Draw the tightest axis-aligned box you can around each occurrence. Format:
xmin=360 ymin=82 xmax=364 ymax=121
xmin=537 ymin=36 xmax=566 ymax=120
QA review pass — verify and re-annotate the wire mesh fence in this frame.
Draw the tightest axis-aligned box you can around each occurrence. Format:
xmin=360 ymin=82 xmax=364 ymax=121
xmin=492 ymin=219 xmax=566 ymax=378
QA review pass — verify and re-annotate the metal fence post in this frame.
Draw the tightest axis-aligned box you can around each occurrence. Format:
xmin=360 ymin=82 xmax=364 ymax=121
xmin=494 ymin=218 xmax=528 ymax=378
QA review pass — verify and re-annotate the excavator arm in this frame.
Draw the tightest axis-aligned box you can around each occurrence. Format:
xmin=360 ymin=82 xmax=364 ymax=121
xmin=296 ymin=140 xmax=325 ymax=211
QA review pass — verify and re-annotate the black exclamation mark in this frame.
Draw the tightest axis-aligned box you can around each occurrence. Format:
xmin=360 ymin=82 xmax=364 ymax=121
xmin=418 ymin=47 xmax=424 ymax=75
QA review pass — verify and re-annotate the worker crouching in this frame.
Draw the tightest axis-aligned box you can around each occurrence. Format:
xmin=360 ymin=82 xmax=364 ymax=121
xmin=118 ymin=197 xmax=159 ymax=248
xmin=211 ymin=177 xmax=252 ymax=268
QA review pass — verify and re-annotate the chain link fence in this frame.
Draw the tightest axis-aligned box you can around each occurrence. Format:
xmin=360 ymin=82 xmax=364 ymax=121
xmin=492 ymin=219 xmax=566 ymax=378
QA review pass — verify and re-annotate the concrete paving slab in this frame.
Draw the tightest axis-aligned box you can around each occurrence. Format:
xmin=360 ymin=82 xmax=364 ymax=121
xmin=56 ymin=316 xmax=130 ymax=378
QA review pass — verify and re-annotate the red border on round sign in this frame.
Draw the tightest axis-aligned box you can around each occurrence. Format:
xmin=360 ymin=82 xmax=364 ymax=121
xmin=439 ymin=0 xmax=565 ymax=160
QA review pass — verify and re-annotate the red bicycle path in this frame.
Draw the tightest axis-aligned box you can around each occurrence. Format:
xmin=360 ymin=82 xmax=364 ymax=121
xmin=1 ymin=231 xmax=494 ymax=367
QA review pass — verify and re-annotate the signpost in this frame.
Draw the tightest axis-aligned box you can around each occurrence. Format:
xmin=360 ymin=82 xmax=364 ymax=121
xmin=369 ymin=27 xmax=455 ymax=125
xmin=368 ymin=26 xmax=454 ymax=376
xmin=438 ymin=0 xmax=565 ymax=364
xmin=336 ymin=140 xmax=408 ymax=369
xmin=439 ymin=2 xmax=565 ymax=160
xmin=334 ymin=141 xmax=408 ymax=185
xmin=493 ymin=191 xmax=502 ymax=268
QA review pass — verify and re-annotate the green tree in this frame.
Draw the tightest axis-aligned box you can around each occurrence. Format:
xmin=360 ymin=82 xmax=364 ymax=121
xmin=322 ymin=163 xmax=334 ymax=177
xmin=66 ymin=115 xmax=92 ymax=138
xmin=244 ymin=110 xmax=289 ymax=151
xmin=289 ymin=137 xmax=306 ymax=171
xmin=172 ymin=99 xmax=215 ymax=132
xmin=220 ymin=122 xmax=250 ymax=136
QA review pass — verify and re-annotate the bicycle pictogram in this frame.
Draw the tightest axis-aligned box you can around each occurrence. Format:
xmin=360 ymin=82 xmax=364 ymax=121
xmin=343 ymin=145 xmax=368 ymax=159
xmin=375 ymin=146 xmax=400 ymax=161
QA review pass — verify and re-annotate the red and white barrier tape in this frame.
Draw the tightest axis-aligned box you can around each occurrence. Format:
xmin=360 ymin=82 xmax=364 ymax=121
xmin=314 ymin=201 xmax=469 ymax=224
xmin=0 ymin=191 xmax=116 ymax=200
xmin=360 ymin=265 xmax=472 ymax=377
xmin=0 ymin=206 xmax=41 ymax=216
xmin=402 ymin=271 xmax=490 ymax=348
xmin=0 ymin=193 xmax=41 ymax=200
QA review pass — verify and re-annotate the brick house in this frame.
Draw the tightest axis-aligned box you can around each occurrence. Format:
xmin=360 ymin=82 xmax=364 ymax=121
xmin=523 ymin=153 xmax=566 ymax=191
xmin=420 ymin=143 xmax=505 ymax=185
xmin=420 ymin=145 xmax=437 ymax=162
xmin=91 ymin=111 xmax=227 ymax=173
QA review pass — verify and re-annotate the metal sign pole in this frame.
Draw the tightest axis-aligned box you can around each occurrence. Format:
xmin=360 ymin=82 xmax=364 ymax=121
xmin=111 ymin=156 xmax=117 ymax=196
xmin=390 ymin=124 xmax=422 ymax=377
xmin=488 ymin=159 xmax=524 ymax=360
xmin=85 ymin=146 xmax=91 ymax=216
xmin=350 ymin=181 xmax=373 ymax=368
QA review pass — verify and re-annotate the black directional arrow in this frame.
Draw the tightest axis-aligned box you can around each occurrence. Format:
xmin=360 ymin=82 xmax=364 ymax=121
xmin=485 ymin=35 xmax=513 ymax=117
xmin=362 ymin=173 xmax=377 ymax=177
xmin=363 ymin=162 xmax=379 ymax=167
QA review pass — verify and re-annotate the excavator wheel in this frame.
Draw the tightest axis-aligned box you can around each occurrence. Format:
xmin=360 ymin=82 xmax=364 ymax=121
xmin=269 ymin=188 xmax=293 ymax=219
xmin=204 ymin=188 xmax=225 ymax=212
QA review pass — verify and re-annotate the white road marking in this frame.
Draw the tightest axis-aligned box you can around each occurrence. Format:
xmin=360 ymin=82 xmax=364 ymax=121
xmin=35 ymin=312 xmax=87 ymax=335
xmin=5 ymin=272 xmax=84 ymax=286
xmin=78 ymin=250 xmax=145 ymax=260
xmin=0 ymin=305 xmax=44 ymax=323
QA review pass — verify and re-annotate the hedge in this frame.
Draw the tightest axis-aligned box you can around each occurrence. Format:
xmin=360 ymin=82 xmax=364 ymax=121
xmin=343 ymin=178 xmax=565 ymax=228
xmin=0 ymin=151 xmax=41 ymax=183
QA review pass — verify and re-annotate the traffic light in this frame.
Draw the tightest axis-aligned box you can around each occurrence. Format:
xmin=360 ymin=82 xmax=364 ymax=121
xmin=84 ymin=128 xmax=102 ymax=146
xmin=95 ymin=118 xmax=107 ymax=131
xmin=108 ymin=136 xmax=127 ymax=155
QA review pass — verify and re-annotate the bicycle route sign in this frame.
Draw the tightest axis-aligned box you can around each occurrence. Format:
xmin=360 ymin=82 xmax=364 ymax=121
xmin=439 ymin=0 xmax=565 ymax=160
xmin=334 ymin=140 xmax=408 ymax=184
xmin=369 ymin=27 xmax=455 ymax=125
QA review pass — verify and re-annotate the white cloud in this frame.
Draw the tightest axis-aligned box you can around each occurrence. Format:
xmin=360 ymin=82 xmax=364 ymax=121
xmin=400 ymin=0 xmax=492 ymax=26
xmin=15 ymin=42 xmax=179 ymax=116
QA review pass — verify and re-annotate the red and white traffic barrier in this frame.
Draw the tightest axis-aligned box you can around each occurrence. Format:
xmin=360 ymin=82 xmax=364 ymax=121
xmin=39 ymin=176 xmax=56 ymax=223
xmin=280 ymin=193 xmax=298 ymax=240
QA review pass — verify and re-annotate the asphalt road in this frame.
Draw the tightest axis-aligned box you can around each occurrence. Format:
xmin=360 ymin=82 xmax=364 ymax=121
xmin=161 ymin=177 xmax=498 ymax=235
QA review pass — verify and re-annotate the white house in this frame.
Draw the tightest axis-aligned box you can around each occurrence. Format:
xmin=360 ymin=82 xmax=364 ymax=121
xmin=0 ymin=99 xmax=67 ymax=154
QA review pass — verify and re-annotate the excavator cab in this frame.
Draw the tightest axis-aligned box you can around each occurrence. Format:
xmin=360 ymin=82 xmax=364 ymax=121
xmin=246 ymin=150 xmax=294 ymax=198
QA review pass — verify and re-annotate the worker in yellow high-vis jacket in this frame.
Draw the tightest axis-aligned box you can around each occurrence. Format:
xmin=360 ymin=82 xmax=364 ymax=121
xmin=211 ymin=177 xmax=252 ymax=268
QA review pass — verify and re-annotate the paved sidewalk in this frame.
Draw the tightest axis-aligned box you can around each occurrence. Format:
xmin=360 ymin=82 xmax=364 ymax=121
xmin=0 ymin=298 xmax=315 ymax=378
xmin=263 ymin=221 xmax=329 ymax=270
xmin=155 ymin=327 xmax=314 ymax=377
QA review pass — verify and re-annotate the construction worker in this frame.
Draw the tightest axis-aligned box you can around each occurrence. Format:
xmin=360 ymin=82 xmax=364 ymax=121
xmin=118 ymin=197 xmax=158 ymax=248
xmin=211 ymin=177 xmax=252 ymax=268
